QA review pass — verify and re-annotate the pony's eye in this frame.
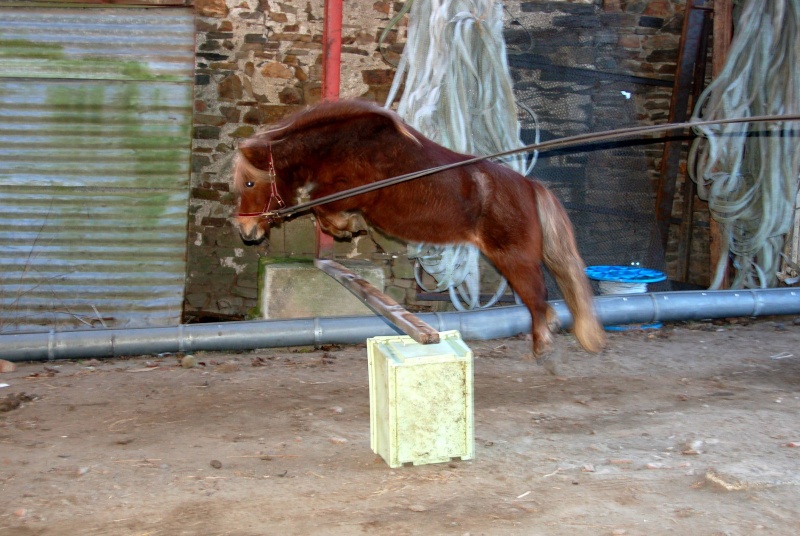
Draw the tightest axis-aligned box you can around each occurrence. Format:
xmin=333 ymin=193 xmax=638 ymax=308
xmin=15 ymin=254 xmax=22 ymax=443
xmin=245 ymin=181 xmax=255 ymax=188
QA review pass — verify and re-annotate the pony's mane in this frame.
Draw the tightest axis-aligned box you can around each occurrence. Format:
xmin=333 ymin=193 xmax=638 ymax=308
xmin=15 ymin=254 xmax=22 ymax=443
xmin=246 ymin=100 xmax=420 ymax=148
xmin=233 ymin=100 xmax=421 ymax=192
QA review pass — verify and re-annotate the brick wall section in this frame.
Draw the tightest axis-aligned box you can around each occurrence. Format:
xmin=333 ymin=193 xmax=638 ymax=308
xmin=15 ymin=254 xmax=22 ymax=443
xmin=184 ymin=0 xmax=687 ymax=322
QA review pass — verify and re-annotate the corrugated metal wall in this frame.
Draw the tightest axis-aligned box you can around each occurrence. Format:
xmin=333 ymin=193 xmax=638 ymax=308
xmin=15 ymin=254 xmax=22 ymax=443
xmin=0 ymin=7 xmax=194 ymax=333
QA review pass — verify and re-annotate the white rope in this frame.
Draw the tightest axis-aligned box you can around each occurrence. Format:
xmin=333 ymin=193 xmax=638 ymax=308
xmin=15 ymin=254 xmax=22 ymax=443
xmin=408 ymin=243 xmax=510 ymax=311
xmin=688 ymin=0 xmax=800 ymax=289
xmin=597 ymin=281 xmax=648 ymax=295
xmin=386 ymin=0 xmax=536 ymax=309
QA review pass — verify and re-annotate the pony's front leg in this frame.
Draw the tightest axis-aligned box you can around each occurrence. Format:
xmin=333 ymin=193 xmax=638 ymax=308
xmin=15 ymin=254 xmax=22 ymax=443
xmin=314 ymin=210 xmax=365 ymax=239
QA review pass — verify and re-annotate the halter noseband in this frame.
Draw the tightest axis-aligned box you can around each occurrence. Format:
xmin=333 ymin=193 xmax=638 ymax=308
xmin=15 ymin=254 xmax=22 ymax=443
xmin=237 ymin=145 xmax=285 ymax=221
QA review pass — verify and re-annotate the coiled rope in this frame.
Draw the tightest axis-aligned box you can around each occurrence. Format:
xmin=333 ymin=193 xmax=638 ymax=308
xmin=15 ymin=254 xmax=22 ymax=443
xmin=407 ymin=243 xmax=511 ymax=311
xmin=688 ymin=0 xmax=800 ymax=289
xmin=598 ymin=281 xmax=649 ymax=295
xmin=385 ymin=0 xmax=535 ymax=310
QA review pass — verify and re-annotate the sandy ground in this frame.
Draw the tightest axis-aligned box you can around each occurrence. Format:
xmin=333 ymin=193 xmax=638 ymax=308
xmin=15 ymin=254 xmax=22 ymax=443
xmin=1 ymin=317 xmax=799 ymax=536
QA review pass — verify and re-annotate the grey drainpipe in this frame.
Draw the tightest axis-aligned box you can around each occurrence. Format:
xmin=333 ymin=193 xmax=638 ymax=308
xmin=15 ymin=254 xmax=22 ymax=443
xmin=1 ymin=288 xmax=798 ymax=363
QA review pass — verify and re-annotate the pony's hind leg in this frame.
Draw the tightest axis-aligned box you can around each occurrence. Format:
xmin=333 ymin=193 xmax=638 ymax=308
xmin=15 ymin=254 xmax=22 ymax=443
xmin=521 ymin=265 xmax=555 ymax=359
xmin=538 ymin=302 xmax=565 ymax=375
xmin=486 ymin=249 xmax=555 ymax=360
xmin=545 ymin=303 xmax=561 ymax=333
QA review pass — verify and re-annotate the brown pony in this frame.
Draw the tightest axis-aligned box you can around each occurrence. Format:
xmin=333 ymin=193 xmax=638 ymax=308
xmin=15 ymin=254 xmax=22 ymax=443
xmin=234 ymin=99 xmax=605 ymax=359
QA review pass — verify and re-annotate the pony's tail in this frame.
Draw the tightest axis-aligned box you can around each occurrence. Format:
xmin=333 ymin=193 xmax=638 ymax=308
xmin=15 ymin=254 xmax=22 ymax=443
xmin=533 ymin=182 xmax=606 ymax=353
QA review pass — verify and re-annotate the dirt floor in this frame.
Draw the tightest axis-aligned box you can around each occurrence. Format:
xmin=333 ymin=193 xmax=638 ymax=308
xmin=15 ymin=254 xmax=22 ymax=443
xmin=1 ymin=317 xmax=799 ymax=536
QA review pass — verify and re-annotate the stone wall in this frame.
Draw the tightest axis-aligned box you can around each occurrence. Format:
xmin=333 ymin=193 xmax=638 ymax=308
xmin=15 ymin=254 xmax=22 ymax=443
xmin=185 ymin=0 xmax=410 ymax=321
xmin=184 ymin=0 xmax=690 ymax=322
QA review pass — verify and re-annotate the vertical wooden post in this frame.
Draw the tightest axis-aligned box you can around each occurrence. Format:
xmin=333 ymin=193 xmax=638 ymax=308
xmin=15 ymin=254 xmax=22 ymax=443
xmin=655 ymin=0 xmax=707 ymax=256
xmin=675 ymin=4 xmax=712 ymax=282
xmin=708 ymin=0 xmax=733 ymax=288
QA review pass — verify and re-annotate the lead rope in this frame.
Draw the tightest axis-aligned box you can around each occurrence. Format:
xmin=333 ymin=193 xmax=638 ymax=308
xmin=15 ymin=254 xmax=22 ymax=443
xmin=255 ymin=114 xmax=800 ymax=222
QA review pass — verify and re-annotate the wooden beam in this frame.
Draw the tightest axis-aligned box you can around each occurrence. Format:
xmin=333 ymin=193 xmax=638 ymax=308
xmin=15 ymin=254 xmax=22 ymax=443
xmin=782 ymin=189 xmax=800 ymax=282
xmin=712 ymin=0 xmax=733 ymax=77
xmin=709 ymin=0 xmax=734 ymax=288
xmin=315 ymin=260 xmax=441 ymax=345
xmin=676 ymin=4 xmax=712 ymax=282
xmin=655 ymin=0 xmax=708 ymax=252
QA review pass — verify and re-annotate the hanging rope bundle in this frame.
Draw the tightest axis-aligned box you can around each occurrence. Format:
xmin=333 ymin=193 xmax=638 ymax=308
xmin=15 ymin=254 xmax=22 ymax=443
xmin=688 ymin=0 xmax=800 ymax=289
xmin=386 ymin=0 xmax=536 ymax=175
xmin=407 ymin=243 xmax=511 ymax=311
xmin=386 ymin=0 xmax=537 ymax=309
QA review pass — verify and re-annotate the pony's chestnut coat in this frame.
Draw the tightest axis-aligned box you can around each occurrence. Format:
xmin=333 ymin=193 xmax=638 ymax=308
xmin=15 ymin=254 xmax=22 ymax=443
xmin=234 ymin=99 xmax=605 ymax=358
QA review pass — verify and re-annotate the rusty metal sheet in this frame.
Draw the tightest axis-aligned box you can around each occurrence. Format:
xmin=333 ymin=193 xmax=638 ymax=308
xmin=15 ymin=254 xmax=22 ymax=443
xmin=0 ymin=7 xmax=194 ymax=81
xmin=0 ymin=6 xmax=194 ymax=333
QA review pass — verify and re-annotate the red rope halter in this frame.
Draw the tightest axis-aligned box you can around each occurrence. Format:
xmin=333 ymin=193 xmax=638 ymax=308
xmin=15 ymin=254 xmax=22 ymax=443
xmin=236 ymin=146 xmax=285 ymax=220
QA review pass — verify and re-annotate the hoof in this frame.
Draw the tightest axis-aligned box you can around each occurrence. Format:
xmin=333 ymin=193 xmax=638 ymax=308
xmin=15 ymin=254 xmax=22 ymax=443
xmin=533 ymin=338 xmax=554 ymax=357
xmin=530 ymin=330 xmax=561 ymax=374
xmin=533 ymin=344 xmax=564 ymax=376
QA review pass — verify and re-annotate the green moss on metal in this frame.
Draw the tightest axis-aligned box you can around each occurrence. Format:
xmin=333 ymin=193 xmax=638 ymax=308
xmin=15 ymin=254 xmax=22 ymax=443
xmin=119 ymin=61 xmax=161 ymax=81
xmin=44 ymin=82 xmax=189 ymax=225
xmin=0 ymin=38 xmax=66 ymax=60
xmin=0 ymin=35 xmax=182 ymax=81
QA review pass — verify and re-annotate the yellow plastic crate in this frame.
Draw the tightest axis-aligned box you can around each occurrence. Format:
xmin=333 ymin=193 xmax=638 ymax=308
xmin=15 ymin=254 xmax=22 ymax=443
xmin=367 ymin=330 xmax=474 ymax=468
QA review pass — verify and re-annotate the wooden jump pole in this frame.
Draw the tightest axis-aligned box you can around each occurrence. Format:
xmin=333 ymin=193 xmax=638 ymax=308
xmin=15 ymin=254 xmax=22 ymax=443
xmin=314 ymin=259 xmax=441 ymax=345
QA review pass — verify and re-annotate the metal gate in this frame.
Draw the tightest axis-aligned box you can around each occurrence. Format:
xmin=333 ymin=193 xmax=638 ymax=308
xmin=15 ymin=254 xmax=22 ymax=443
xmin=0 ymin=6 xmax=194 ymax=332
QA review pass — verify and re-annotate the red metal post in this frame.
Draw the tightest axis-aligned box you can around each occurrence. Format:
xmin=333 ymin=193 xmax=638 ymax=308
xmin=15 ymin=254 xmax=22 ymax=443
xmin=322 ymin=0 xmax=342 ymax=101
xmin=315 ymin=0 xmax=342 ymax=258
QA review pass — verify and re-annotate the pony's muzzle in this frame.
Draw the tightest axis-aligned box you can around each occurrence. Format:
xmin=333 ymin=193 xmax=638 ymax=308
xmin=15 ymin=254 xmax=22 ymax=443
xmin=235 ymin=216 xmax=267 ymax=243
